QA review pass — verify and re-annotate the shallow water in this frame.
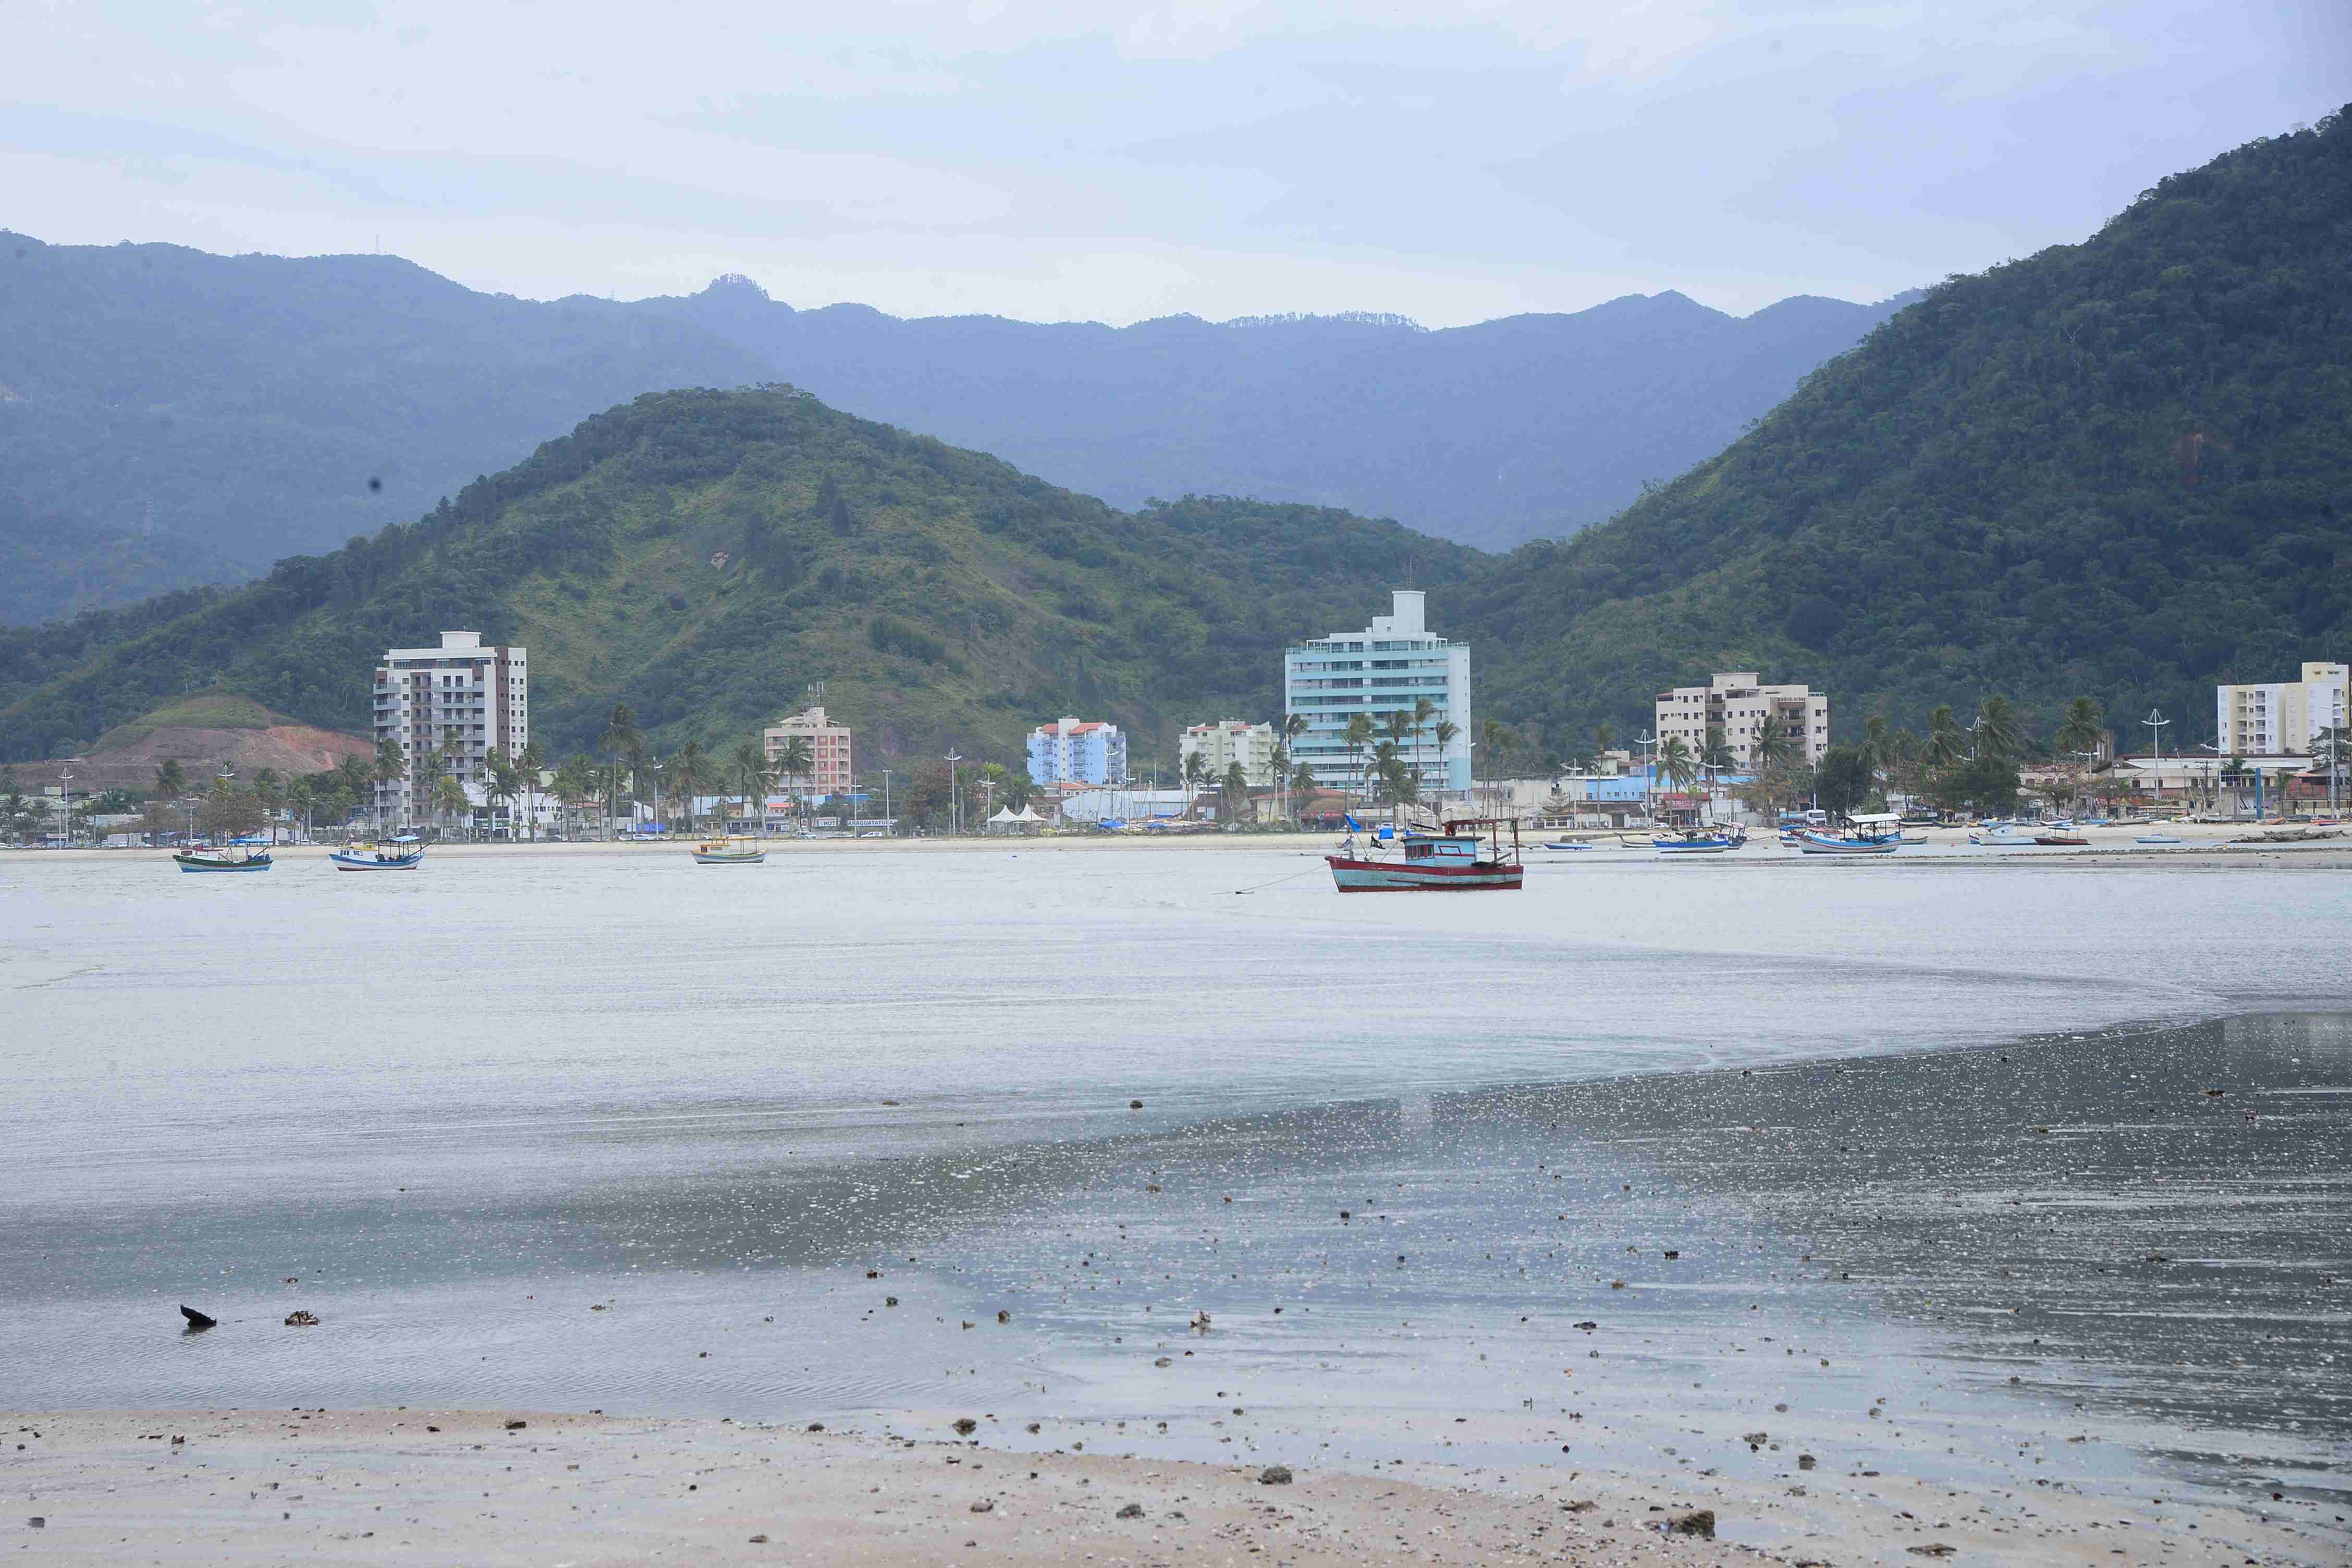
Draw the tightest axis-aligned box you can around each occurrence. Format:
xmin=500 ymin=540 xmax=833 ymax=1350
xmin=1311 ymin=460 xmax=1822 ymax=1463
xmin=4 ymin=846 xmax=2348 ymax=1539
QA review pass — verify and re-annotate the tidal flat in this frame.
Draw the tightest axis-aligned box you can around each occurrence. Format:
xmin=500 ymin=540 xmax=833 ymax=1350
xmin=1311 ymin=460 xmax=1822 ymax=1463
xmin=4 ymin=848 xmax=2346 ymax=1562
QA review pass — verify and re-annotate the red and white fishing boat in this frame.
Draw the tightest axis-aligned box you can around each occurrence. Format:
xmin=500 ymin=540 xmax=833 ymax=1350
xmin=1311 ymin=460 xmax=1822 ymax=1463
xmin=1327 ymin=817 xmax=1524 ymax=892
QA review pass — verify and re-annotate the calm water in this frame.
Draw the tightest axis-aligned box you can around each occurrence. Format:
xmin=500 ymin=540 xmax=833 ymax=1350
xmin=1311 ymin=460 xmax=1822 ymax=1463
xmin=5 ymin=846 xmax=2348 ymax=1535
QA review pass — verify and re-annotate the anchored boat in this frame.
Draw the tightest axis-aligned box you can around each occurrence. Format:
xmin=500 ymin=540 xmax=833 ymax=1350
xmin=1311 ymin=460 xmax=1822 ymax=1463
xmin=1796 ymin=812 xmax=1904 ymax=856
xmin=332 ymin=836 xmax=425 ymax=871
xmin=691 ymin=836 xmax=768 ymax=865
xmin=1327 ymin=817 xmax=1523 ymax=891
xmin=174 ymin=845 xmax=273 ymax=873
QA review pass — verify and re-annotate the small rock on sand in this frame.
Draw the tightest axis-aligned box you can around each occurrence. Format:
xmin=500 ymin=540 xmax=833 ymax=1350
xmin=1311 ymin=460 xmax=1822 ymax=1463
xmin=970 ymin=1499 xmax=995 ymax=1514
xmin=1258 ymin=1465 xmax=1293 ymax=1485
xmin=1663 ymin=1509 xmax=1715 ymax=1537
xmin=178 ymin=1306 xmax=216 ymax=1329
xmin=1117 ymin=1503 xmax=1145 ymax=1518
xmin=1906 ymin=1545 xmax=1957 ymax=1558
xmin=952 ymin=1418 xmax=977 ymax=1436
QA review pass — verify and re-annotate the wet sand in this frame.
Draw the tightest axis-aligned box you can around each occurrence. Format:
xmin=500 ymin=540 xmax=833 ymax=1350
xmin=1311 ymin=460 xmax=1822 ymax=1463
xmin=3 ymin=1405 xmax=2325 ymax=1566
xmin=9 ymin=1016 xmax=2346 ymax=1565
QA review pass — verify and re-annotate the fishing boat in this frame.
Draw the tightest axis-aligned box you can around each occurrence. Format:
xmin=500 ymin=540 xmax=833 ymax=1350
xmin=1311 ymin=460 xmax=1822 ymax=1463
xmin=1795 ymin=814 xmax=1903 ymax=855
xmin=2034 ymin=830 xmax=2090 ymax=847
xmin=1968 ymin=824 xmax=2036 ymax=847
xmin=1327 ymin=818 xmax=1523 ymax=891
xmin=174 ymin=844 xmax=272 ymax=873
xmin=2135 ymin=832 xmax=2185 ymax=845
xmin=690 ymin=836 xmax=767 ymax=865
xmin=1540 ymin=839 xmax=1594 ymax=851
xmin=1656 ymin=832 xmax=1749 ymax=860
xmin=331 ymin=835 xmax=425 ymax=871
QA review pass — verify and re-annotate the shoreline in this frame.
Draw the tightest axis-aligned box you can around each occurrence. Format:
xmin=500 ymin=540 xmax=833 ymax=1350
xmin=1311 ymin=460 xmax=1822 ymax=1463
xmin=5 ymin=1405 xmax=2331 ymax=1566
xmin=15 ymin=817 xmax=2352 ymax=868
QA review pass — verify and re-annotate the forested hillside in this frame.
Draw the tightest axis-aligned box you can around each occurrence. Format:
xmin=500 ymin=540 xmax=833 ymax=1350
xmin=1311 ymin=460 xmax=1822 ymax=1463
xmin=0 ymin=228 xmax=1897 ymax=622
xmin=0 ymin=387 xmax=1481 ymax=767
xmin=0 ymin=495 xmax=240 ymax=623
xmin=1469 ymin=109 xmax=2352 ymax=753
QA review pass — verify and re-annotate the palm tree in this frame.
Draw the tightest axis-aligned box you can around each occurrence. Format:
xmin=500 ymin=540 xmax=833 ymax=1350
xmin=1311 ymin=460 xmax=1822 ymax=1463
xmin=1748 ymin=713 xmax=1795 ymax=818
xmin=666 ymin=740 xmax=709 ymax=835
xmin=729 ymin=740 xmax=773 ymax=837
xmin=153 ymin=759 xmax=187 ymax=801
xmin=599 ymin=703 xmax=641 ymax=840
xmin=773 ymin=735 xmax=815 ymax=828
xmin=1655 ymin=734 xmax=1698 ymax=823
xmin=1342 ymin=713 xmax=1374 ymax=804
xmin=1221 ymin=761 xmax=1250 ymax=824
xmin=1408 ymin=697 xmax=1437 ymax=790
xmin=552 ymin=754 xmax=595 ymax=836
xmin=432 ymin=772 xmax=470 ymax=832
xmin=1182 ymin=751 xmax=1210 ymax=818
xmin=1922 ymin=705 xmax=1965 ymax=768
xmin=1592 ymin=719 xmax=1614 ymax=757
xmin=252 ymin=767 xmax=285 ymax=845
xmin=517 ymin=739 xmax=545 ymax=841
xmin=1280 ymin=712 xmax=1309 ymax=820
xmin=1974 ymin=694 xmax=2024 ymax=760
xmin=372 ymin=738 xmax=406 ymax=835
xmin=481 ymin=746 xmax=525 ymax=838
xmin=2053 ymin=696 xmax=2102 ymax=758
xmin=286 ymin=776 xmax=315 ymax=842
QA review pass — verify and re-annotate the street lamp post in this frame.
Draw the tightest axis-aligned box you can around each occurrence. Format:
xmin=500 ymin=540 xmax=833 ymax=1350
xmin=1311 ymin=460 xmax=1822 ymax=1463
xmin=880 ymin=769 xmax=893 ymax=834
xmin=651 ymin=759 xmax=665 ymax=841
xmin=57 ymin=760 xmax=83 ymax=849
xmin=1635 ymin=732 xmax=1657 ymax=828
xmin=2142 ymin=708 xmax=2171 ymax=805
xmin=944 ymin=753 xmax=964 ymax=836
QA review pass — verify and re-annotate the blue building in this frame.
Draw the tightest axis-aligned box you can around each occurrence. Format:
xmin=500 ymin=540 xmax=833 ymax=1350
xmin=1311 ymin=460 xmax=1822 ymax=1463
xmin=1026 ymin=717 xmax=1128 ymax=787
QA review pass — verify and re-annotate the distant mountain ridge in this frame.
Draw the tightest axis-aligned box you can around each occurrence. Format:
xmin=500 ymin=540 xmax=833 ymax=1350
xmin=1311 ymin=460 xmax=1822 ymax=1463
xmin=0 ymin=229 xmax=1905 ymax=621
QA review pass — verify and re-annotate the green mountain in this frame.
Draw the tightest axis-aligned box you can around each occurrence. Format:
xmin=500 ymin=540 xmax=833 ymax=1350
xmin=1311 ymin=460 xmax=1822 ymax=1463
xmin=0 ymin=227 xmax=1902 ymax=624
xmin=0 ymin=494 xmax=242 ymax=624
xmin=0 ymin=387 xmax=1483 ymax=769
xmin=1469 ymin=109 xmax=2352 ymax=753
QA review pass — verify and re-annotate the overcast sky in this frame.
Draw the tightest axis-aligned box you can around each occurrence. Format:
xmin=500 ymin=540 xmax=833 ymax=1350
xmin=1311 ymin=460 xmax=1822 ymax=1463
xmin=6 ymin=2 xmax=2344 ymax=326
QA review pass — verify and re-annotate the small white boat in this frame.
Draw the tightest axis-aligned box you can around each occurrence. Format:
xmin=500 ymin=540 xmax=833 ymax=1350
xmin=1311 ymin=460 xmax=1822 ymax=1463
xmin=2135 ymin=832 xmax=2185 ymax=845
xmin=1540 ymin=840 xmax=1594 ymax=851
xmin=332 ymin=836 xmax=424 ymax=871
xmin=691 ymin=837 xmax=767 ymax=865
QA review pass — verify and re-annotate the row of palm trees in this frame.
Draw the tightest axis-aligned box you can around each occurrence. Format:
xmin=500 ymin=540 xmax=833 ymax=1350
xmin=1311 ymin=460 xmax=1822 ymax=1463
xmin=1334 ymin=699 xmax=1459 ymax=817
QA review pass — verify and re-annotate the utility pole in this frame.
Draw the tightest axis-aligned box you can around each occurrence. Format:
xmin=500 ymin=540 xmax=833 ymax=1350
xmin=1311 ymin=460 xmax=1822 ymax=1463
xmin=1636 ymin=732 xmax=1656 ymax=828
xmin=881 ymin=769 xmax=893 ymax=833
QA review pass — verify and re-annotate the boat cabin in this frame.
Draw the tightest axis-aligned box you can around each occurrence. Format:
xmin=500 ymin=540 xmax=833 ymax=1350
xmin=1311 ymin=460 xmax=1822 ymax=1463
xmin=1401 ymin=833 xmax=1485 ymax=865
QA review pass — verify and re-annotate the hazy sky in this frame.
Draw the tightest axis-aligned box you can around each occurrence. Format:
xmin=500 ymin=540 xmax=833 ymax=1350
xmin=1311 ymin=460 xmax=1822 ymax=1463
xmin=6 ymin=2 xmax=2344 ymax=325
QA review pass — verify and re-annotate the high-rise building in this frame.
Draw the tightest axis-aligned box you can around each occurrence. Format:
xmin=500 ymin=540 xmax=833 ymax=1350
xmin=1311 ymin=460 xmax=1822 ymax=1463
xmin=1284 ymin=591 xmax=1471 ymax=795
xmin=1653 ymin=672 xmax=1828 ymax=768
xmin=1178 ymin=720 xmax=1278 ymax=787
xmin=1026 ymin=718 xmax=1127 ymax=787
xmin=2215 ymin=662 xmax=2347 ymax=756
xmin=764 ymin=706 xmax=854 ymax=798
xmin=371 ymin=631 xmax=528 ymax=825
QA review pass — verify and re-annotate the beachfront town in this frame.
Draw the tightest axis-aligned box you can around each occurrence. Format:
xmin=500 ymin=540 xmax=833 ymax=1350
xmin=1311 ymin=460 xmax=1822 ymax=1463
xmin=5 ymin=591 xmax=2347 ymax=847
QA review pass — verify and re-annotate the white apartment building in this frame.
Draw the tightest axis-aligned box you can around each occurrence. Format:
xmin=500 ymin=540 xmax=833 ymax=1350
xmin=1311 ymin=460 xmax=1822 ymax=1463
xmin=1284 ymin=590 xmax=1471 ymax=795
xmin=2215 ymin=662 xmax=2347 ymax=756
xmin=1655 ymin=672 xmax=1829 ymax=767
xmin=764 ymin=706 xmax=854 ymax=797
xmin=1026 ymin=718 xmax=1128 ymax=787
xmin=1178 ymin=719 xmax=1278 ymax=787
xmin=371 ymin=631 xmax=529 ymax=825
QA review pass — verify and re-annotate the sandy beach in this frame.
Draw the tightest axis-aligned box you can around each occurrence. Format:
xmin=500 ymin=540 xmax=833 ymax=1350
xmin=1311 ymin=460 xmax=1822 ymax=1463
xmin=7 ymin=1404 xmax=2334 ymax=1567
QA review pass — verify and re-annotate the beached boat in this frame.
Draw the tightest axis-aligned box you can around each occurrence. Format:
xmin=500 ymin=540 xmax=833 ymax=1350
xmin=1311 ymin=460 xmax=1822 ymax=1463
xmin=1968 ymin=824 xmax=2036 ymax=847
xmin=1654 ymin=829 xmax=1738 ymax=854
xmin=2033 ymin=831 xmax=2089 ymax=846
xmin=174 ymin=845 xmax=272 ymax=873
xmin=2135 ymin=832 xmax=2185 ymax=844
xmin=1795 ymin=822 xmax=1902 ymax=855
xmin=690 ymin=836 xmax=767 ymax=865
xmin=1328 ymin=818 xmax=1523 ymax=891
xmin=1540 ymin=839 xmax=1594 ymax=851
xmin=332 ymin=836 xmax=425 ymax=871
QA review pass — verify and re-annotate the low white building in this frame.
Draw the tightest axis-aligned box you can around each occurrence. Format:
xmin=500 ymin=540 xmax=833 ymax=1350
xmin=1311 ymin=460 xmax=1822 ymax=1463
xmin=1179 ymin=719 xmax=1278 ymax=786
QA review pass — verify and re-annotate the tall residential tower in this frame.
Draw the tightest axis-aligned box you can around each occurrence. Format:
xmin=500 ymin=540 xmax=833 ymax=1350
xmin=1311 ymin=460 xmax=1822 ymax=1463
xmin=1284 ymin=591 xmax=1471 ymax=797
xmin=371 ymin=631 xmax=529 ymax=826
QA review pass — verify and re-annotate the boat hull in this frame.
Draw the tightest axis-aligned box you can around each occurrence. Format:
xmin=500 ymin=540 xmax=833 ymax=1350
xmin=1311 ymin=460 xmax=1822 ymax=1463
xmin=330 ymin=852 xmax=423 ymax=871
xmin=1326 ymin=855 xmax=1522 ymax=892
xmin=1795 ymin=833 xmax=1899 ymax=855
xmin=175 ymin=853 xmax=271 ymax=873
xmin=692 ymin=851 xmax=767 ymax=864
